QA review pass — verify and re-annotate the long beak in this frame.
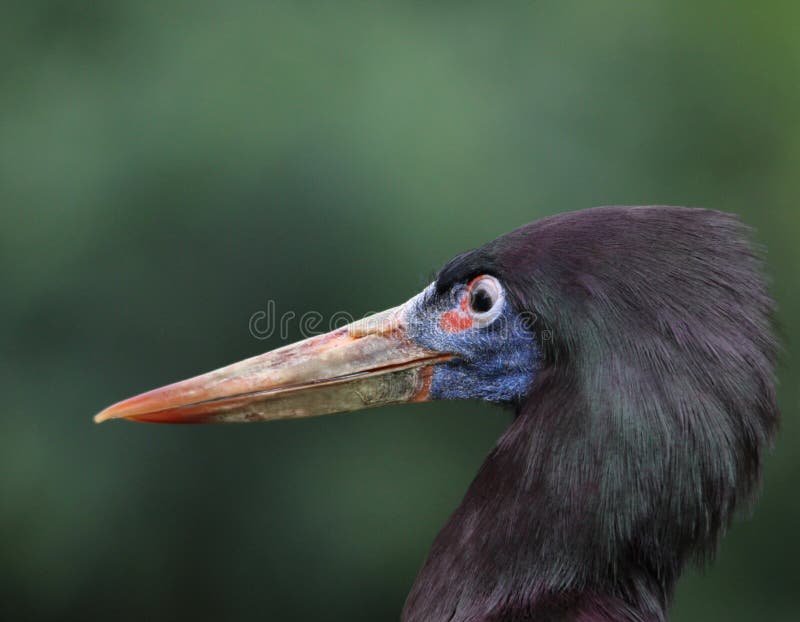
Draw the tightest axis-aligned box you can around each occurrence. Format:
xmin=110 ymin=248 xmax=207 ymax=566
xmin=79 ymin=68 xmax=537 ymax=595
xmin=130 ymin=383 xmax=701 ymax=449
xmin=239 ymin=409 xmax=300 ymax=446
xmin=94 ymin=301 xmax=450 ymax=424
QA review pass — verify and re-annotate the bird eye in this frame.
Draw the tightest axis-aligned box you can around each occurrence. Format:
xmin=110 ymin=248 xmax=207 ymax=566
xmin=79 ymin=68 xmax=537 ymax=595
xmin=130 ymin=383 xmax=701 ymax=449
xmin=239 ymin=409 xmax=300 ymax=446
xmin=467 ymin=275 xmax=504 ymax=327
xmin=471 ymin=288 xmax=494 ymax=313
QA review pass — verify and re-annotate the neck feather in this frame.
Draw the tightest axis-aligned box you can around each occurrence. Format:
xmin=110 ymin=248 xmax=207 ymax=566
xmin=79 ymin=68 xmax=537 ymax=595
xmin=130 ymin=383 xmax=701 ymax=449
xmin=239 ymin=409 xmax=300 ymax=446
xmin=402 ymin=369 xmax=674 ymax=622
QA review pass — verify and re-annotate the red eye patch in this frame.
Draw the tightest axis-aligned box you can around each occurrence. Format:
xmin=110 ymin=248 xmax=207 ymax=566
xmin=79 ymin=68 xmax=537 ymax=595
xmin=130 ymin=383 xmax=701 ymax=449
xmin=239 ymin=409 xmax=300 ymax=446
xmin=440 ymin=309 xmax=473 ymax=333
xmin=439 ymin=290 xmax=474 ymax=333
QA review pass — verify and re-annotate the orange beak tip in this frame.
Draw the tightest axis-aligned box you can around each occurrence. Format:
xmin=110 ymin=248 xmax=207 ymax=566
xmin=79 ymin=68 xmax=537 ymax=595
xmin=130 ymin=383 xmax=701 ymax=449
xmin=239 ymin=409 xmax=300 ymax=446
xmin=93 ymin=398 xmax=138 ymax=424
xmin=93 ymin=408 xmax=119 ymax=424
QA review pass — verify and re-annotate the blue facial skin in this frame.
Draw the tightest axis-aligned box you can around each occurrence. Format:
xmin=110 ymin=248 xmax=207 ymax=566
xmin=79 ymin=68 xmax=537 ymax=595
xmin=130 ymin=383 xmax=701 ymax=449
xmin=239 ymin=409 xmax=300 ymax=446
xmin=405 ymin=284 xmax=540 ymax=404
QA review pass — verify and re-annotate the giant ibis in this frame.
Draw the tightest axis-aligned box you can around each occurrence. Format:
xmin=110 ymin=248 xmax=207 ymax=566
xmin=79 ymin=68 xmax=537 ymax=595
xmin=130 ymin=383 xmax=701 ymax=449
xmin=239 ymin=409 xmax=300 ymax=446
xmin=96 ymin=206 xmax=779 ymax=621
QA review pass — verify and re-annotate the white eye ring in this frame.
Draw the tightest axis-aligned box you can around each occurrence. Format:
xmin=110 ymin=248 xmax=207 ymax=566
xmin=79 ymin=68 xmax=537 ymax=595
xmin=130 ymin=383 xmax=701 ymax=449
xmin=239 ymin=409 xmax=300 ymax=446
xmin=466 ymin=275 xmax=505 ymax=327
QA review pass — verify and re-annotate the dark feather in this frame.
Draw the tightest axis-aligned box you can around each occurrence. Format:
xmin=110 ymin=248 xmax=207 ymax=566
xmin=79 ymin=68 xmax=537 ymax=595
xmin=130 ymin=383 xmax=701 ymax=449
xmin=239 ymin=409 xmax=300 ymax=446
xmin=403 ymin=206 xmax=779 ymax=622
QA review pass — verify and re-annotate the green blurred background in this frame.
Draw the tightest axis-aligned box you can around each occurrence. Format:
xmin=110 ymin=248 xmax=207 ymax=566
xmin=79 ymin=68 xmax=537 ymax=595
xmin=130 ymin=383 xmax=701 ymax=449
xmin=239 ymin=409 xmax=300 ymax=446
xmin=1 ymin=1 xmax=798 ymax=620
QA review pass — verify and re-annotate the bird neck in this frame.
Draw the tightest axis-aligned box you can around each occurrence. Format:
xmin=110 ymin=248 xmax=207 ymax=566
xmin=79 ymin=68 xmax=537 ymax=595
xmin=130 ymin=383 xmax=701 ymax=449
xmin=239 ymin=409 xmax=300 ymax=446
xmin=402 ymin=369 xmax=674 ymax=622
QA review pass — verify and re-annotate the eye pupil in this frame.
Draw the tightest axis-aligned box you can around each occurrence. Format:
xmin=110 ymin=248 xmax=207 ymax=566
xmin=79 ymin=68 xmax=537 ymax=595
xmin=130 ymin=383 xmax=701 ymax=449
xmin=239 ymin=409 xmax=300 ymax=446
xmin=471 ymin=289 xmax=494 ymax=314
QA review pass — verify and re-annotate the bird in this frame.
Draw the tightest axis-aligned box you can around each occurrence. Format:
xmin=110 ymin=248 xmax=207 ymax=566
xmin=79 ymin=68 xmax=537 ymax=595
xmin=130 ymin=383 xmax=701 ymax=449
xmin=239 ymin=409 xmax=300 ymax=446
xmin=95 ymin=205 xmax=779 ymax=622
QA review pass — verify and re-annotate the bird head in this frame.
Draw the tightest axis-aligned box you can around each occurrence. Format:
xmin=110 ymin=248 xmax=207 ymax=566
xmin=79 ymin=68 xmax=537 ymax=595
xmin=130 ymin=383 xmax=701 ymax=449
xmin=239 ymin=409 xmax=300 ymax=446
xmin=94 ymin=264 xmax=543 ymax=424
xmin=96 ymin=206 xmax=779 ymax=620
